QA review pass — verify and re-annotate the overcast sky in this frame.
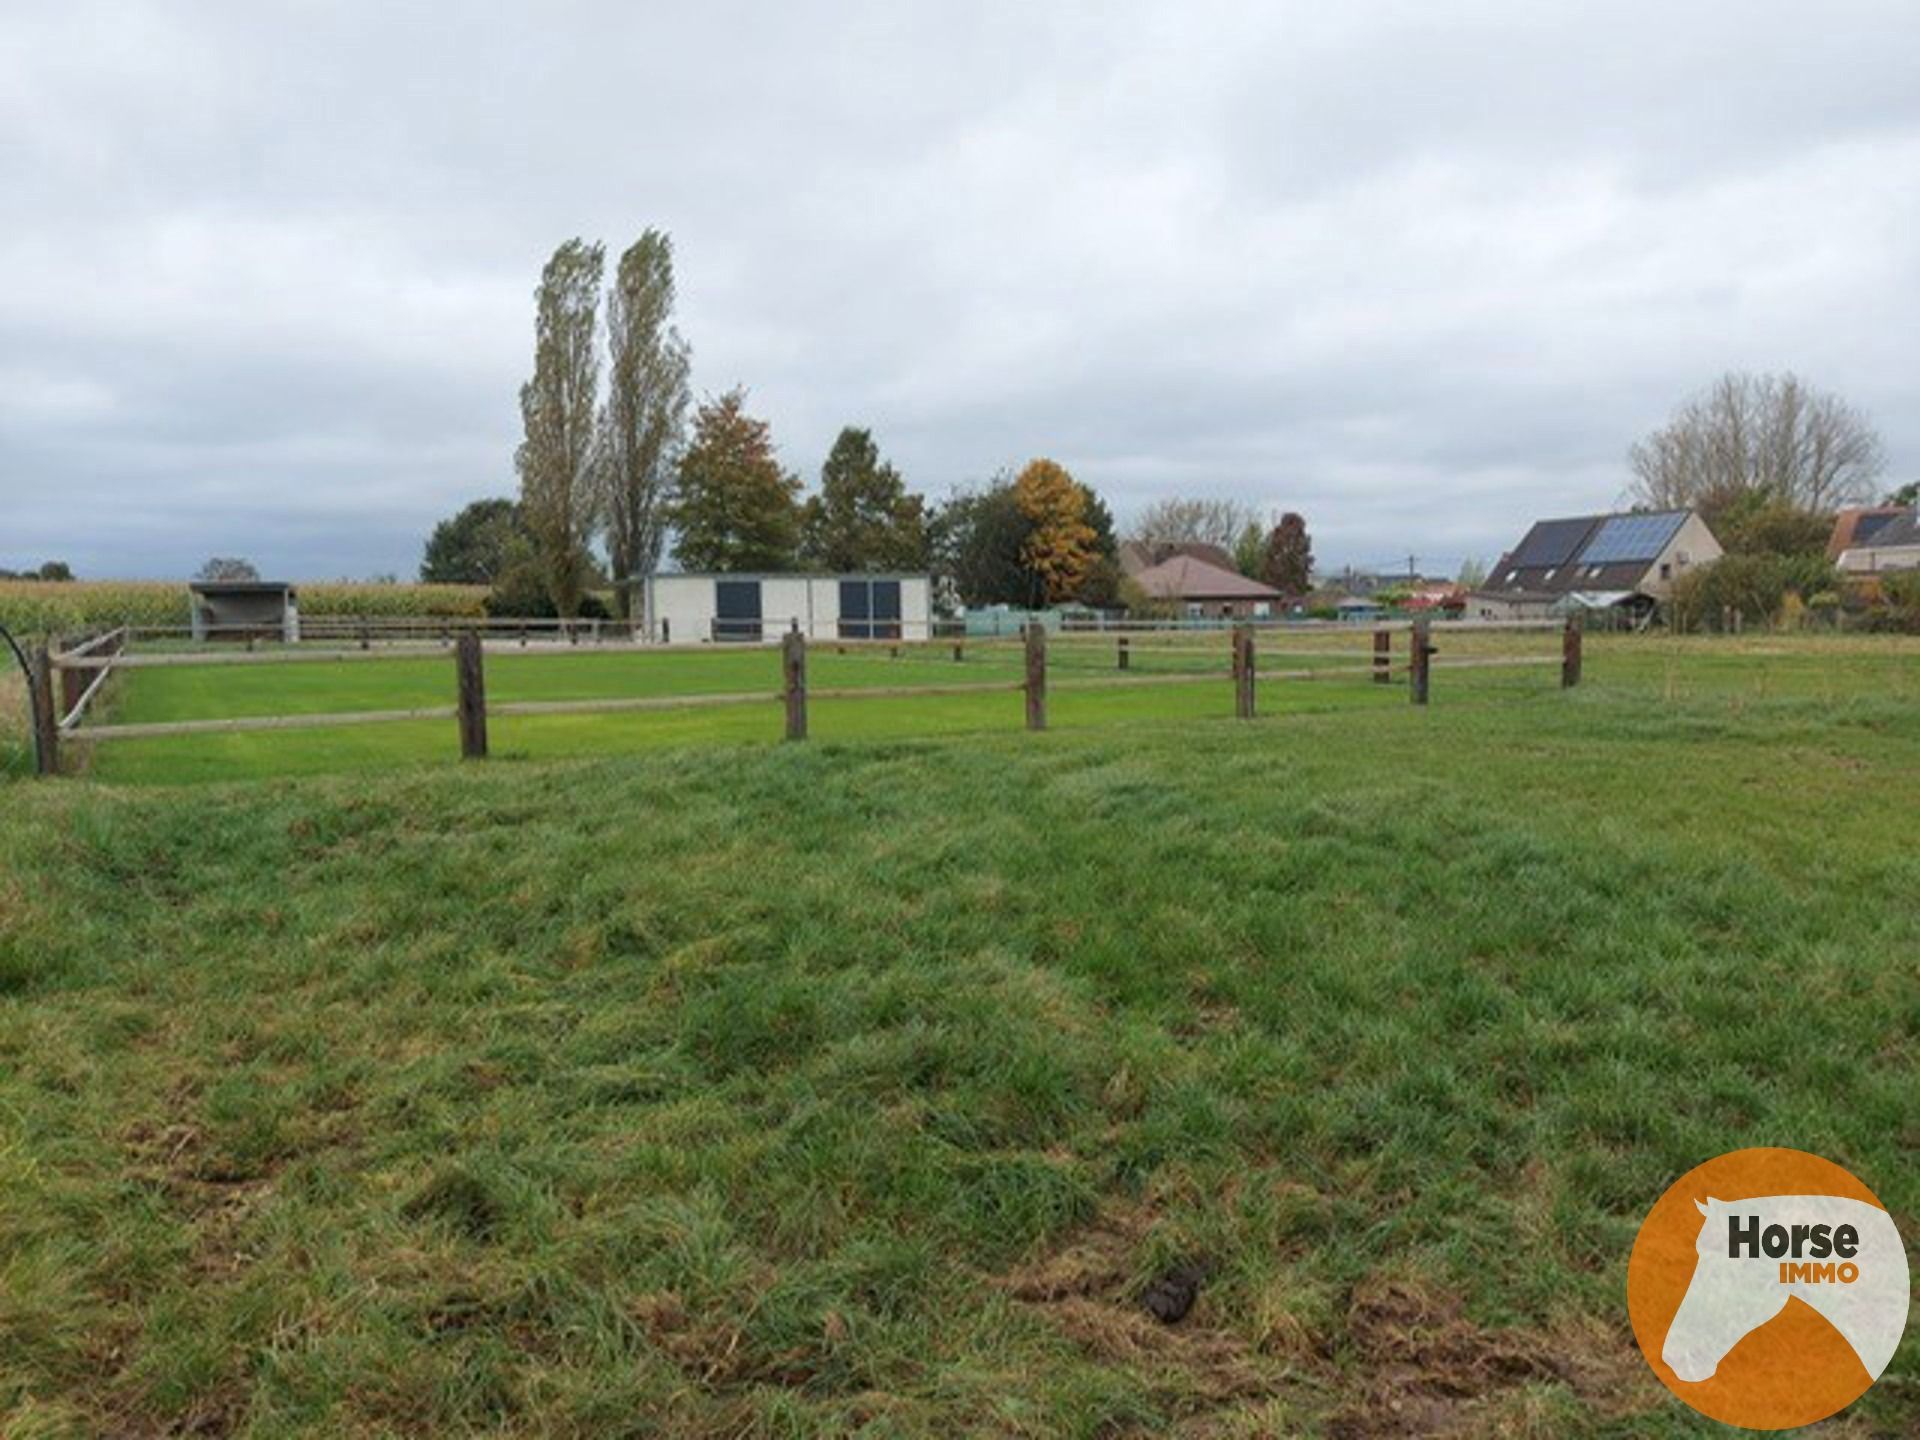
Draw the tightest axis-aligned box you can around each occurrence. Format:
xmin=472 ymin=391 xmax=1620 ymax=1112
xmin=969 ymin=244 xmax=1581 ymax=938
xmin=3 ymin=1 xmax=1916 ymax=581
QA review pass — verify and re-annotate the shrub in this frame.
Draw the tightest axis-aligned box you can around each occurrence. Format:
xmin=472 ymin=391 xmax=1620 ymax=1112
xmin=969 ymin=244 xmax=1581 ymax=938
xmin=1879 ymin=570 xmax=1920 ymax=632
xmin=1668 ymin=554 xmax=1842 ymax=631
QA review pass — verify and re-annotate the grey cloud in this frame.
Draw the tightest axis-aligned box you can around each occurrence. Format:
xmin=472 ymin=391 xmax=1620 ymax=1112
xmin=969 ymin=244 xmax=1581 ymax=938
xmin=2 ymin=0 xmax=1916 ymax=580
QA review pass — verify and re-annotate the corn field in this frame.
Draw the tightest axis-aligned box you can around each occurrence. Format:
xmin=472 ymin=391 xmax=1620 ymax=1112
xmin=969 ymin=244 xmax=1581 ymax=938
xmin=0 ymin=582 xmax=490 ymax=639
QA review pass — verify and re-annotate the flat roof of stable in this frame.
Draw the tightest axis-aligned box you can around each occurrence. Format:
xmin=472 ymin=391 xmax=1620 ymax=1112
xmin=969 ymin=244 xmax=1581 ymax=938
xmin=188 ymin=581 xmax=296 ymax=594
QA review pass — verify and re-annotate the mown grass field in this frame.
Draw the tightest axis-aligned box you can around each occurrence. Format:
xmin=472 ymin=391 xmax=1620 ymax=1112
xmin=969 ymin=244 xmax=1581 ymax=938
xmin=2 ymin=635 xmax=1917 ymax=1436
xmin=76 ymin=630 xmax=1558 ymax=785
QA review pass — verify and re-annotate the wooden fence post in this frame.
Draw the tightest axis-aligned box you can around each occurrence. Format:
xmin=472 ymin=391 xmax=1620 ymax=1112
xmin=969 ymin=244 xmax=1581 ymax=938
xmin=29 ymin=645 xmax=60 ymax=776
xmin=1372 ymin=628 xmax=1391 ymax=684
xmin=455 ymin=631 xmax=488 ymax=759
xmin=1410 ymin=619 xmax=1432 ymax=706
xmin=1233 ymin=624 xmax=1256 ymax=718
xmin=952 ymin=640 xmax=964 ymax=662
xmin=782 ymin=628 xmax=808 ymax=741
xmin=1024 ymin=622 xmax=1047 ymax=731
xmin=1562 ymin=612 xmax=1584 ymax=689
xmin=58 ymin=651 xmax=83 ymax=717
xmin=1117 ymin=635 xmax=1130 ymax=670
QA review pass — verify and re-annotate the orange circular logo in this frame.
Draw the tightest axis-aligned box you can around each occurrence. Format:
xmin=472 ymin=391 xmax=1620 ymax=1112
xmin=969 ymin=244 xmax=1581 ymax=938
xmin=1628 ymin=1147 xmax=1910 ymax=1429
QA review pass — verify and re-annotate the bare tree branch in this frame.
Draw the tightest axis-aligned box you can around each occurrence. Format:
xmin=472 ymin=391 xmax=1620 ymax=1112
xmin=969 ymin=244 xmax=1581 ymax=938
xmin=1629 ymin=371 xmax=1885 ymax=522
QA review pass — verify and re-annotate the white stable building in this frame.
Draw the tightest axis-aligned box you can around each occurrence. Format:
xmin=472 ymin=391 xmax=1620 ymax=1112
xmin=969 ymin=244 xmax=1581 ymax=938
xmin=641 ymin=572 xmax=934 ymax=644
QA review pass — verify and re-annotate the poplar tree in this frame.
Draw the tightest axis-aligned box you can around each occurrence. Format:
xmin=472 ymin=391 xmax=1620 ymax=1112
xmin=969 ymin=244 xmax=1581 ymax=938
xmin=516 ymin=239 xmax=604 ymax=617
xmin=596 ymin=230 xmax=690 ymax=617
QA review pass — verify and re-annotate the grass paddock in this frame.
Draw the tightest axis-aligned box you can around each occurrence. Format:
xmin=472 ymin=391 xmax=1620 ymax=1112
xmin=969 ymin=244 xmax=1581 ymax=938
xmin=80 ymin=628 xmax=1578 ymax=785
xmin=2 ymin=634 xmax=1917 ymax=1435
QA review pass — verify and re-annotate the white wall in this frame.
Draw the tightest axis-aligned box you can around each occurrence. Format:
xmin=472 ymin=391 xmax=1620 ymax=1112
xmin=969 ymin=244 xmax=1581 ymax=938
xmin=1838 ymin=544 xmax=1920 ymax=574
xmin=762 ymin=578 xmax=813 ymax=632
xmin=1642 ymin=512 xmax=1722 ymax=596
xmin=1468 ymin=592 xmax=1557 ymax=622
xmin=644 ymin=575 xmax=934 ymax=642
xmin=646 ymin=575 xmax=717 ymax=644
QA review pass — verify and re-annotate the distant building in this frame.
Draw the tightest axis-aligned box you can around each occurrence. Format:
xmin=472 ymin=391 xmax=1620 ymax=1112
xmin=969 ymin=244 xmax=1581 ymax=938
xmin=188 ymin=580 xmax=299 ymax=643
xmin=1404 ymin=583 xmax=1467 ymax=613
xmin=1312 ymin=569 xmax=1449 ymax=599
xmin=1830 ymin=506 xmax=1920 ymax=575
xmin=1118 ymin=540 xmax=1239 ymax=577
xmin=642 ymin=572 xmax=933 ymax=643
xmin=1468 ymin=509 xmax=1720 ymax=622
xmin=1129 ymin=553 xmax=1284 ymax=619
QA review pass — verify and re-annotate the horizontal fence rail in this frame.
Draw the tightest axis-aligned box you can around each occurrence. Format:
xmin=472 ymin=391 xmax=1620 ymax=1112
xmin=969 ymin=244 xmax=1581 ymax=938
xmin=37 ymin=615 xmax=1585 ymax=774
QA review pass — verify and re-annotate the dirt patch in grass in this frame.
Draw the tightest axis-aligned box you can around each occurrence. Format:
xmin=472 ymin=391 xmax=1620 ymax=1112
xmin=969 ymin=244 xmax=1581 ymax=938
xmin=1326 ymin=1275 xmax=1653 ymax=1437
xmin=100 ymin=1114 xmax=279 ymax=1434
xmin=999 ymin=1208 xmax=1281 ymax=1416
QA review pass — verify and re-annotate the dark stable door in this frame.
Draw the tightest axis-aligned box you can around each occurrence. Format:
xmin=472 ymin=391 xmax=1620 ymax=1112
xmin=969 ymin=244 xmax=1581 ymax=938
xmin=839 ymin=580 xmax=902 ymax=640
xmin=871 ymin=580 xmax=901 ymax=640
xmin=839 ymin=580 xmax=870 ymax=639
xmin=715 ymin=580 xmax=762 ymax=641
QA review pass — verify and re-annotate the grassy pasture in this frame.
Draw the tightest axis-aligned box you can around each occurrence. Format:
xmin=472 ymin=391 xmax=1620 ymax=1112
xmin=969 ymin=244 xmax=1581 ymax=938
xmin=79 ymin=630 xmax=1564 ymax=785
xmin=2 ymin=635 xmax=1918 ymax=1436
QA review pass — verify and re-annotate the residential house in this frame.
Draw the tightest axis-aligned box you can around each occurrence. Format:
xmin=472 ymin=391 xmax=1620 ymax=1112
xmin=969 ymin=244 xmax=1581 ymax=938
xmin=1404 ymin=583 xmax=1467 ymax=614
xmin=1830 ymin=506 xmax=1920 ymax=576
xmin=1118 ymin=540 xmax=1239 ymax=577
xmin=1130 ymin=552 xmax=1284 ymax=619
xmin=1468 ymin=509 xmax=1720 ymax=622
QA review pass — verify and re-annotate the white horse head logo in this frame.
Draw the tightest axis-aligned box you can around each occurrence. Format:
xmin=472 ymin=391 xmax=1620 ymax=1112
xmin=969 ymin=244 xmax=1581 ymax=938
xmin=1662 ymin=1195 xmax=1909 ymax=1384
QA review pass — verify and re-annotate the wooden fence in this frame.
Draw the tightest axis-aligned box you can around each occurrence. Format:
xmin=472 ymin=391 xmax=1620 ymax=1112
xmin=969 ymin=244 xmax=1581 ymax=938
xmin=28 ymin=617 xmax=1583 ymax=774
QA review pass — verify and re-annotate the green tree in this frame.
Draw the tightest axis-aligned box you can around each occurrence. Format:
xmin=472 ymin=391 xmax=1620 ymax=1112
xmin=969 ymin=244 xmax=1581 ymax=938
xmin=1888 ymin=481 xmax=1918 ymax=507
xmin=671 ymin=389 xmax=801 ymax=571
xmin=1073 ymin=486 xmax=1122 ymax=606
xmin=196 ymin=557 xmax=259 ymax=582
xmin=800 ymin=427 xmax=929 ymax=571
xmin=1081 ymin=487 xmax=1118 ymax=563
xmin=1669 ymin=553 xmax=1840 ymax=631
xmin=1715 ymin=494 xmax=1832 ymax=558
xmin=1233 ymin=520 xmax=1264 ymax=578
xmin=1260 ymin=512 xmax=1313 ymax=594
xmin=931 ymin=478 xmax=1034 ymax=607
xmin=596 ymin=230 xmax=690 ymax=618
xmin=516 ymin=238 xmax=604 ymax=617
xmin=419 ymin=498 xmax=524 ymax=584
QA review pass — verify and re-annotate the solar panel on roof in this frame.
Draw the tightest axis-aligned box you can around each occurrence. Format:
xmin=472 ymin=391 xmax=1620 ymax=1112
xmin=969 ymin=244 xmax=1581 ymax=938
xmin=1578 ymin=512 xmax=1687 ymax=566
xmin=1855 ymin=513 xmax=1899 ymax=545
xmin=1510 ymin=517 xmax=1595 ymax=568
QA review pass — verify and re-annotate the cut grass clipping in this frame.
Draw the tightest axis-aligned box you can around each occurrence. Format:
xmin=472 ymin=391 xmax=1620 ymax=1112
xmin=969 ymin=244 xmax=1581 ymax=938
xmin=1 ymin=635 xmax=1917 ymax=1436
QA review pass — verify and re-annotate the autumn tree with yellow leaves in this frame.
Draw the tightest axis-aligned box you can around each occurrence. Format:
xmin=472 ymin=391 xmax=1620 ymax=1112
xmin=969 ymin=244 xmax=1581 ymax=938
xmin=1013 ymin=458 xmax=1098 ymax=604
